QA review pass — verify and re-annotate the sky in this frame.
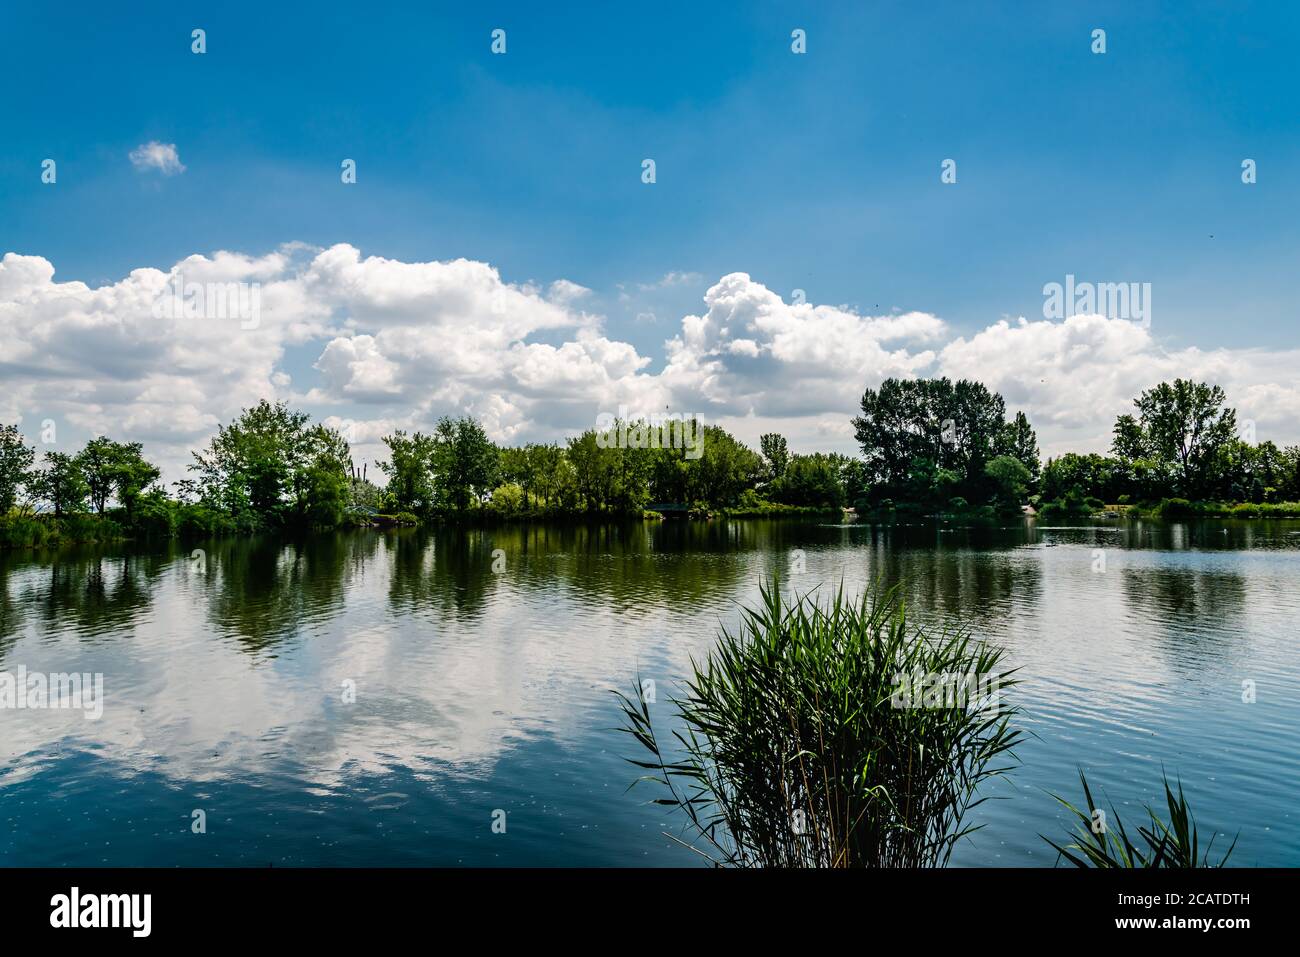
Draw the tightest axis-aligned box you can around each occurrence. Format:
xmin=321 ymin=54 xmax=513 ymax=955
xmin=2 ymin=1 xmax=1298 ymax=480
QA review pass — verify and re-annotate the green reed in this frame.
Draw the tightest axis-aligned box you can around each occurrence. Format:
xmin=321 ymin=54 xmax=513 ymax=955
xmin=1045 ymin=769 xmax=1237 ymax=868
xmin=616 ymin=582 xmax=1020 ymax=867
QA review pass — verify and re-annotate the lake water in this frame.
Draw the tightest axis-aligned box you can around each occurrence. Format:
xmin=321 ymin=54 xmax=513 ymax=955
xmin=2 ymin=518 xmax=1297 ymax=866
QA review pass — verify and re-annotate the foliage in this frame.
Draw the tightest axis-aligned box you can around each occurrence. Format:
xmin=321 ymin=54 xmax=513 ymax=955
xmin=984 ymin=455 xmax=1032 ymax=514
xmin=853 ymin=377 xmax=1037 ymax=511
xmin=29 ymin=451 xmax=89 ymax=517
xmin=1113 ymin=380 xmax=1238 ymax=498
xmin=1044 ymin=769 xmax=1235 ymax=868
xmin=616 ymin=583 xmax=1020 ymax=867
xmin=0 ymin=424 xmax=36 ymax=515
xmin=430 ymin=416 xmax=499 ymax=511
xmin=767 ymin=453 xmax=847 ymax=508
xmin=188 ymin=400 xmax=349 ymax=528
xmin=760 ymin=432 xmax=790 ymax=480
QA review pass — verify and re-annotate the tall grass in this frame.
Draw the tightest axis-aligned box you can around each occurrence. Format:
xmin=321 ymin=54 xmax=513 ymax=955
xmin=1045 ymin=769 xmax=1237 ymax=868
xmin=616 ymin=583 xmax=1020 ymax=867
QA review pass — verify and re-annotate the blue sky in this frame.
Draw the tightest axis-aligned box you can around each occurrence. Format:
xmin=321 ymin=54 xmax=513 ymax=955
xmin=2 ymin=1 xmax=1299 ymax=473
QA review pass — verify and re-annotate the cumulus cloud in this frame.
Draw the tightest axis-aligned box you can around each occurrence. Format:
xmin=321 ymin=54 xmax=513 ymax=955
xmin=129 ymin=141 xmax=185 ymax=175
xmin=936 ymin=315 xmax=1300 ymax=456
xmin=2 ymin=246 xmax=1298 ymax=485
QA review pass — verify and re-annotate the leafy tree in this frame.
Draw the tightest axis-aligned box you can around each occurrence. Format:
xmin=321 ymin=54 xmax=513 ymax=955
xmin=997 ymin=411 xmax=1041 ymax=483
xmin=688 ymin=426 xmax=763 ymax=508
xmin=760 ymin=433 xmax=790 ymax=480
xmin=0 ymin=424 xmax=36 ymax=515
xmin=567 ymin=429 xmax=616 ymax=511
xmin=77 ymin=436 xmax=122 ymax=515
xmin=112 ymin=443 xmax=161 ymax=522
xmin=304 ymin=464 xmax=350 ymax=527
xmin=378 ymin=431 xmax=437 ymax=514
xmin=1041 ymin=453 xmax=1120 ymax=503
xmin=189 ymin=400 xmax=349 ymax=527
xmin=984 ymin=455 xmax=1032 ymax=513
xmin=853 ymin=377 xmax=1030 ymax=508
xmin=1115 ymin=380 xmax=1237 ymax=497
xmin=769 ymin=453 xmax=845 ymax=508
xmin=430 ymin=416 xmax=499 ymax=511
xmin=30 ymin=451 xmax=89 ymax=517
xmin=527 ymin=443 xmax=567 ymax=509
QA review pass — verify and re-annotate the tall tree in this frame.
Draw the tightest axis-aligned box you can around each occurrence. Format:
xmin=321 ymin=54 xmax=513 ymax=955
xmin=378 ymin=431 xmax=437 ymax=514
xmin=30 ymin=451 xmax=89 ymax=517
xmin=430 ymin=416 xmax=499 ymax=511
xmin=1114 ymin=380 xmax=1237 ymax=497
xmin=77 ymin=436 xmax=121 ymax=515
xmin=112 ymin=443 xmax=161 ymax=522
xmin=189 ymin=400 xmax=349 ymax=526
xmin=0 ymin=424 xmax=36 ymax=515
xmin=760 ymin=433 xmax=790 ymax=480
xmin=852 ymin=377 xmax=1025 ymax=506
xmin=997 ymin=411 xmax=1041 ymax=482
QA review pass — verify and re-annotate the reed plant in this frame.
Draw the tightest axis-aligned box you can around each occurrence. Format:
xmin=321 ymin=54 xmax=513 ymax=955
xmin=616 ymin=583 xmax=1020 ymax=867
xmin=1044 ymin=769 xmax=1236 ymax=867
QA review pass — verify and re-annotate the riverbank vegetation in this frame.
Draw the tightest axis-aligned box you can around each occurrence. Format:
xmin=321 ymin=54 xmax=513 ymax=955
xmin=3 ymin=377 xmax=1297 ymax=548
xmin=1045 ymin=770 xmax=1236 ymax=868
xmin=616 ymin=583 xmax=1234 ymax=868
xmin=616 ymin=584 xmax=1021 ymax=866
xmin=1039 ymin=380 xmax=1300 ymax=518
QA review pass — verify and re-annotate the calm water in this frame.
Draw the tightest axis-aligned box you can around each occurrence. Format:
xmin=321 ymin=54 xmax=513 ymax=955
xmin=1 ymin=518 xmax=1297 ymax=866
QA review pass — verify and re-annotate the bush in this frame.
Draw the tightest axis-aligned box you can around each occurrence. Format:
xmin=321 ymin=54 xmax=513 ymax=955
xmin=176 ymin=504 xmax=242 ymax=537
xmin=487 ymin=483 xmax=526 ymax=516
xmin=1156 ymin=497 xmax=1196 ymax=518
xmin=617 ymin=584 xmax=1020 ymax=867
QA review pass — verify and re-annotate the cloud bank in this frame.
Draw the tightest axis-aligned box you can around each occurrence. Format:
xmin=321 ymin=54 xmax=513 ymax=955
xmin=2 ymin=244 xmax=1298 ymax=481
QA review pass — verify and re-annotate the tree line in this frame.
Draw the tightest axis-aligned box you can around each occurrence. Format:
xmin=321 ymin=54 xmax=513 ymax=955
xmin=3 ymin=376 xmax=1297 ymax=546
xmin=1042 ymin=380 xmax=1300 ymax=515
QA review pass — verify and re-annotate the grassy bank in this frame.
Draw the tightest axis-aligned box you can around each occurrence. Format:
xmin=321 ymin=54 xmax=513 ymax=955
xmin=0 ymin=513 xmax=128 ymax=549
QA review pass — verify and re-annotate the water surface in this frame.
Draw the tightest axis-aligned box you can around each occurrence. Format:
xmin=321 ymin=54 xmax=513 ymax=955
xmin=1 ymin=518 xmax=1297 ymax=866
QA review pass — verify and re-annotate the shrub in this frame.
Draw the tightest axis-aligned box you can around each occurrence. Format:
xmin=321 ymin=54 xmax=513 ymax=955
xmin=487 ymin=483 xmax=526 ymax=516
xmin=1156 ymin=497 xmax=1196 ymax=518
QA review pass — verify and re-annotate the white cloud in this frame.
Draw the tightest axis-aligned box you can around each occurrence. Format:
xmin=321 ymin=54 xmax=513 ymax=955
xmin=639 ymin=270 xmax=703 ymax=290
xmin=3 ymin=247 xmax=1298 ymax=486
xmin=129 ymin=141 xmax=185 ymax=176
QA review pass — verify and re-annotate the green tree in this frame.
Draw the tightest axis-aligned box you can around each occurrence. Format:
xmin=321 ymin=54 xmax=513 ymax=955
xmin=687 ymin=426 xmax=763 ymax=508
xmin=189 ymin=400 xmax=349 ymax=527
xmin=30 ymin=451 xmax=89 ymax=517
xmin=984 ymin=455 xmax=1032 ymax=513
xmin=996 ymin=411 xmax=1041 ymax=483
xmin=77 ymin=436 xmax=122 ymax=515
xmin=769 ymin=453 xmax=846 ymax=508
xmin=853 ymin=377 xmax=1029 ymax=508
xmin=1115 ymin=380 xmax=1238 ymax=498
xmin=760 ymin=433 xmax=790 ymax=480
xmin=567 ymin=429 xmax=616 ymax=511
xmin=430 ymin=416 xmax=499 ymax=512
xmin=112 ymin=443 xmax=161 ymax=522
xmin=378 ymin=431 xmax=437 ymax=514
xmin=0 ymin=424 xmax=36 ymax=515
